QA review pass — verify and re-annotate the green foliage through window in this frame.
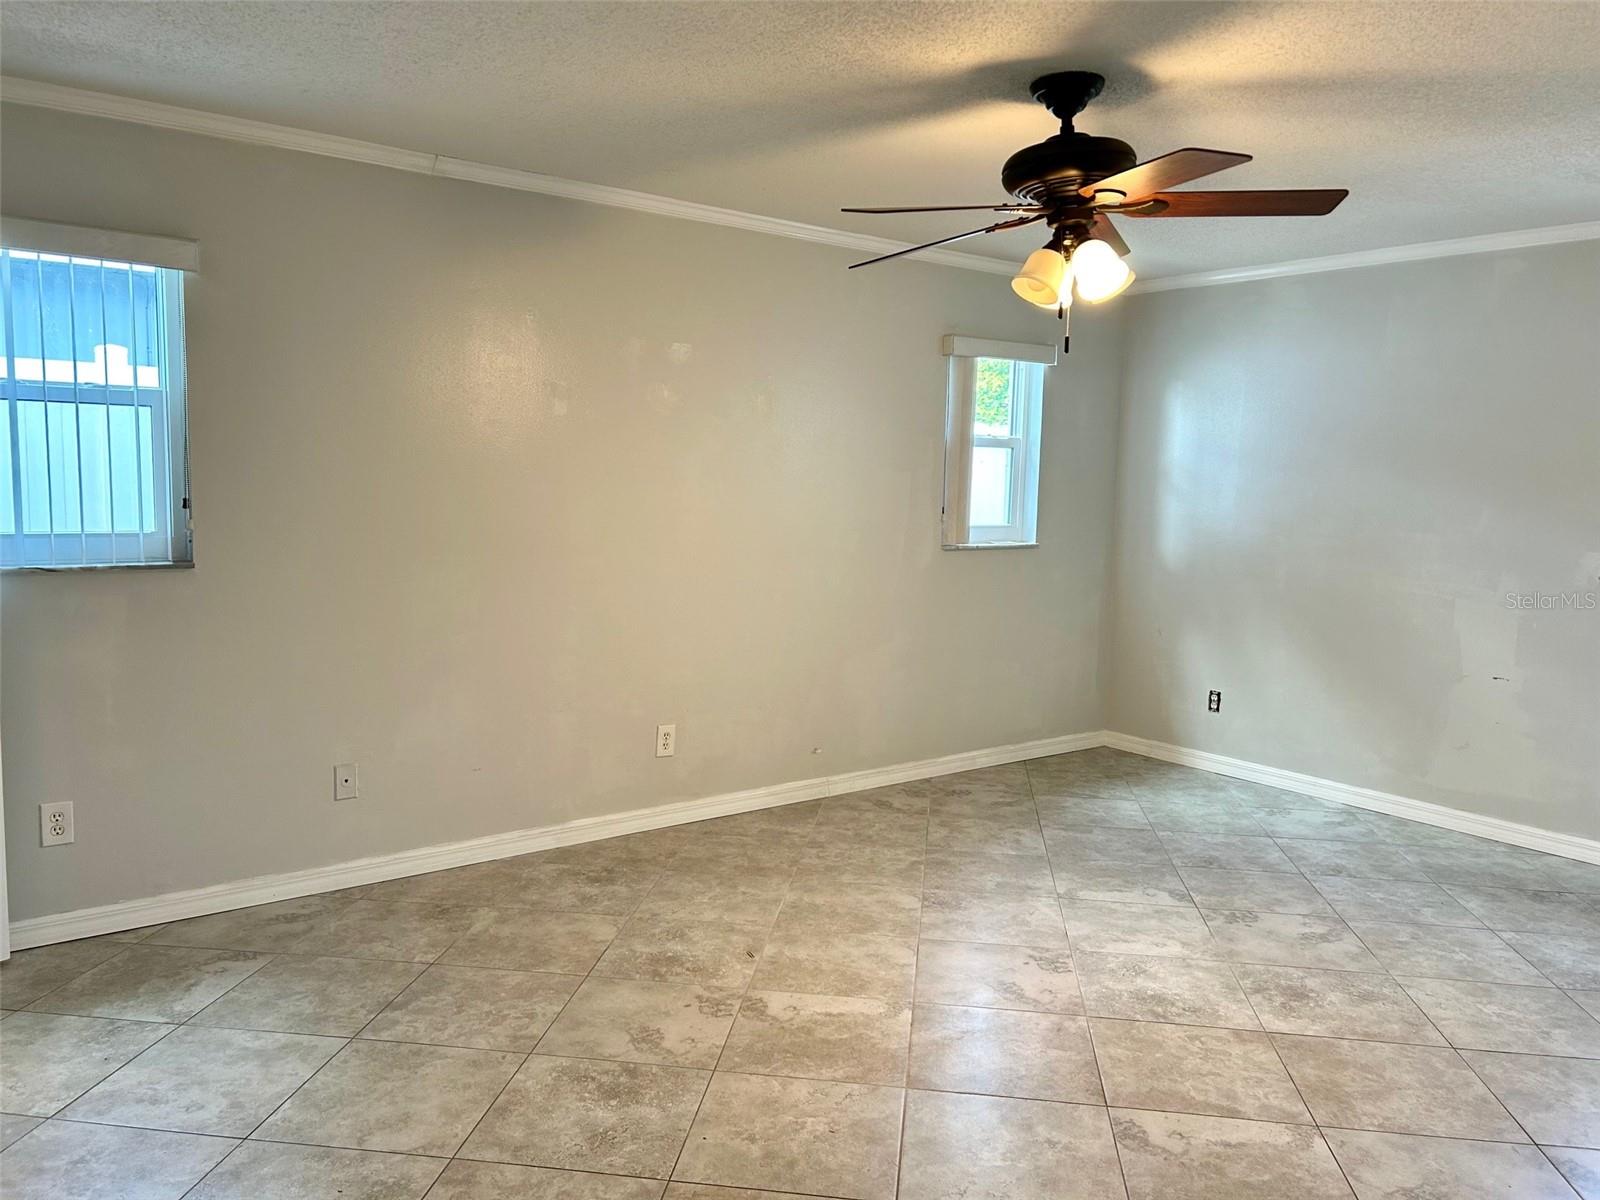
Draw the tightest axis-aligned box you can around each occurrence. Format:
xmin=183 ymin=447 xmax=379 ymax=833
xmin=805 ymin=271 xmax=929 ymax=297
xmin=974 ymin=358 xmax=1014 ymax=436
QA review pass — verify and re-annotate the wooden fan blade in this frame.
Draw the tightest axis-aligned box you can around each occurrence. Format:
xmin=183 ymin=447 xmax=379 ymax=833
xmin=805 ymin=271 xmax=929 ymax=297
xmin=1122 ymin=189 xmax=1349 ymax=217
xmin=847 ymin=214 xmax=1044 ymax=269
xmin=1081 ymin=148 xmax=1251 ymax=202
xmin=1089 ymin=214 xmax=1130 ymax=257
xmin=842 ymin=204 xmax=1046 ymax=214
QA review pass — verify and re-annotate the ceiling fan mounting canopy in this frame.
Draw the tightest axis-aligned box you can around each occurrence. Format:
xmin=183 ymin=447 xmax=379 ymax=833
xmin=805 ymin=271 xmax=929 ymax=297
xmin=1003 ymin=72 xmax=1136 ymax=208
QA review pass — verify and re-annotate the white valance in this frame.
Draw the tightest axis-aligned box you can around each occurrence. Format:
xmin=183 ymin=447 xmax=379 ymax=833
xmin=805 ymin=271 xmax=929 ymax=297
xmin=940 ymin=335 xmax=1057 ymax=365
xmin=0 ymin=216 xmax=199 ymax=273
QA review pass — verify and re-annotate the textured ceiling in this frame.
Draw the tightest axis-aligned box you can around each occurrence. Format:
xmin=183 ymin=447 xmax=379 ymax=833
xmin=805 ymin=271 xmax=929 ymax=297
xmin=3 ymin=1 xmax=1598 ymax=278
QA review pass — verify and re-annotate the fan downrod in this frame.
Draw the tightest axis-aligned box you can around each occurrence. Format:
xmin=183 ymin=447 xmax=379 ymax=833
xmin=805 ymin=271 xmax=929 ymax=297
xmin=1029 ymin=71 xmax=1105 ymax=130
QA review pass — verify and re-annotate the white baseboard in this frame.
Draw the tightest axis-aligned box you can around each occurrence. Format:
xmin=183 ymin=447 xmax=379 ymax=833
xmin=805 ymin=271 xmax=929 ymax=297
xmin=13 ymin=726 xmax=1595 ymax=951
xmin=1102 ymin=731 xmax=1600 ymax=866
xmin=7 ymin=730 xmax=1101 ymax=951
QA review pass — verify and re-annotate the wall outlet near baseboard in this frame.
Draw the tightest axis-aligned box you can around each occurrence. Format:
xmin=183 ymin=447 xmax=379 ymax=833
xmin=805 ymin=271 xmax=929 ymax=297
xmin=334 ymin=763 xmax=359 ymax=801
xmin=40 ymin=802 xmax=74 ymax=846
xmin=656 ymin=724 xmax=676 ymax=757
xmin=1208 ymin=690 xmax=1222 ymax=713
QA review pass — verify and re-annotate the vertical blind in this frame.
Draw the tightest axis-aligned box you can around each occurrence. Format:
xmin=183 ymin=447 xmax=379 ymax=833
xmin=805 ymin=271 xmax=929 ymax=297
xmin=0 ymin=238 xmax=190 ymax=568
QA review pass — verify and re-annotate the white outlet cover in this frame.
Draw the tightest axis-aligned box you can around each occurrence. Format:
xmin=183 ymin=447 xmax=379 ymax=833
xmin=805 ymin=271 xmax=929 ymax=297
xmin=656 ymin=724 xmax=676 ymax=758
xmin=334 ymin=763 xmax=359 ymax=801
xmin=40 ymin=801 xmax=75 ymax=846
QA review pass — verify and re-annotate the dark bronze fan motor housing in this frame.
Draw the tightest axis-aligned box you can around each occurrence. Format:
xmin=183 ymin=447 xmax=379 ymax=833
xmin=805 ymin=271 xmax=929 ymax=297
xmin=1001 ymin=72 xmax=1137 ymax=206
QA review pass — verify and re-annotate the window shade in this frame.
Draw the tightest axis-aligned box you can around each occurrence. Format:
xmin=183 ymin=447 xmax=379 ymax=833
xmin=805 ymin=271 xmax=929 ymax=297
xmin=0 ymin=216 xmax=199 ymax=274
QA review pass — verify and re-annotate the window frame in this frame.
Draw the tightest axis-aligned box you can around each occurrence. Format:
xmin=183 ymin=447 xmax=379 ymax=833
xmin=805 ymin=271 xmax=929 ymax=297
xmin=0 ymin=219 xmax=195 ymax=571
xmin=940 ymin=335 xmax=1053 ymax=550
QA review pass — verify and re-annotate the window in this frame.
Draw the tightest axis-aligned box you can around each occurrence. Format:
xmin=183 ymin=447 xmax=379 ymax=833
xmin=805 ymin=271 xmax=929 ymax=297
xmin=941 ymin=335 xmax=1053 ymax=548
xmin=1 ymin=220 xmax=193 ymax=568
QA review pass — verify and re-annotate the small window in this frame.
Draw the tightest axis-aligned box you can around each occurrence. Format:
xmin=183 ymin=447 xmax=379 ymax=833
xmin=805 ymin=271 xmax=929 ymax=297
xmin=941 ymin=336 xmax=1052 ymax=548
xmin=1 ymin=236 xmax=190 ymax=568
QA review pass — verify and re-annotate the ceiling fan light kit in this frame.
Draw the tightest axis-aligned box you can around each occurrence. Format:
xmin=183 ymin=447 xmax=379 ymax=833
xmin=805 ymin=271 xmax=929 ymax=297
xmin=843 ymin=70 xmax=1348 ymax=350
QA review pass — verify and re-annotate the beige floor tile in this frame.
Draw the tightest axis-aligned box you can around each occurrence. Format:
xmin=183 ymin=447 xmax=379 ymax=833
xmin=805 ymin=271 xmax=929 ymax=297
xmin=592 ymin=918 xmax=766 ymax=989
xmin=1139 ymin=800 xmax=1265 ymax=835
xmin=1309 ymin=876 xmax=1484 ymax=926
xmin=0 ymin=939 xmax=129 ymax=1009
xmin=1034 ymin=797 xmax=1150 ymax=831
xmin=1500 ymin=931 xmax=1600 ymax=989
xmin=360 ymin=964 xmax=579 ymax=1051
xmin=720 ymin=991 xmax=910 ymax=1085
xmin=1159 ymin=833 xmax=1298 ymax=873
xmin=913 ymin=939 xmax=1082 ymax=1014
xmin=1074 ymin=951 xmax=1260 ymax=1029
xmin=1063 ymin=900 xmax=1219 ymax=958
xmin=673 ymin=1071 xmax=903 ymax=1200
xmin=0 ymin=1119 xmax=236 ymax=1200
xmin=1349 ymin=921 xmax=1548 ymax=983
xmin=63 ymin=1025 xmax=342 ymax=1136
xmin=1462 ymin=1050 xmax=1600 ymax=1148
xmin=22 ymin=945 xmax=269 ymax=1022
xmin=462 ymin=1054 xmax=707 ymax=1177
xmin=1442 ymin=886 xmax=1600 ymax=935
xmin=919 ymin=891 xmax=1066 ymax=945
xmin=907 ymin=1003 xmax=1101 ymax=1102
xmin=189 ymin=955 xmax=424 ymax=1036
xmin=1044 ymin=827 xmax=1171 ymax=866
xmin=1577 ymin=990 xmax=1600 ymax=1021
xmin=1052 ymin=860 xmax=1192 ymax=906
xmin=187 ymin=1140 xmax=447 ymax=1199
xmin=536 ymin=977 xmax=739 ymax=1068
xmin=899 ymin=1088 xmax=1123 ymax=1199
xmin=143 ymin=896 xmax=349 ymax=953
xmin=632 ymin=874 xmax=791 ymax=929
xmin=1249 ymin=808 xmax=1379 ymax=841
xmin=498 ymin=862 xmax=661 ymax=916
xmin=0 ymin=1011 xmax=174 ymax=1116
xmin=1180 ymin=869 xmax=1333 ymax=915
xmin=1203 ymin=910 xmax=1382 ymax=971
xmin=925 ymin=816 xmax=1046 ymax=857
xmin=1276 ymin=839 xmax=1428 ymax=880
xmin=771 ymin=881 xmax=920 ymax=938
xmin=920 ymin=850 xmax=1055 ymax=897
xmin=438 ymin=909 xmax=620 ymax=973
xmin=660 ymin=835 xmax=805 ymax=876
xmin=1112 ymin=1109 xmax=1353 ymax=1200
xmin=430 ymin=1159 xmax=666 ymax=1198
xmin=1325 ymin=1128 xmax=1577 ymax=1199
xmin=1091 ymin=1018 xmax=1309 ymax=1123
xmin=1546 ymin=1147 xmax=1600 ymax=1200
xmin=792 ymin=843 xmax=925 ymax=889
xmin=750 ymin=930 xmax=917 ymax=1001
xmin=1233 ymin=964 xmax=1445 ymax=1043
xmin=1398 ymin=976 xmax=1600 ymax=1055
xmin=290 ymin=901 xmax=488 ymax=963
xmin=663 ymin=1185 xmax=793 ymax=1200
xmin=0 ymin=1114 xmax=42 ymax=1151
xmin=253 ymin=1039 xmax=521 ymax=1156
xmin=1273 ymin=1034 xmax=1525 ymax=1140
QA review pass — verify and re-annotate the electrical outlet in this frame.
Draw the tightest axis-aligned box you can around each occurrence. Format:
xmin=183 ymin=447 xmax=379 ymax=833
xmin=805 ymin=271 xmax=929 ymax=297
xmin=334 ymin=763 xmax=359 ymax=801
xmin=656 ymin=724 xmax=676 ymax=758
xmin=40 ymin=802 xmax=74 ymax=846
xmin=1208 ymin=690 xmax=1222 ymax=713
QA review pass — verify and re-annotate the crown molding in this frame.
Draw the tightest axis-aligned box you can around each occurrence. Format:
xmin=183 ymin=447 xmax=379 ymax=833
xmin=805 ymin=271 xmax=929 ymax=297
xmin=7 ymin=75 xmax=1595 ymax=292
xmin=1132 ymin=219 xmax=1600 ymax=294
xmin=0 ymin=75 xmax=1015 ymax=277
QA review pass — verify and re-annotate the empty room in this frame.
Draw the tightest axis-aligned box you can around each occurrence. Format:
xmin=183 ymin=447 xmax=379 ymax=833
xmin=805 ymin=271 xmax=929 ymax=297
xmin=1 ymin=2 xmax=1598 ymax=1198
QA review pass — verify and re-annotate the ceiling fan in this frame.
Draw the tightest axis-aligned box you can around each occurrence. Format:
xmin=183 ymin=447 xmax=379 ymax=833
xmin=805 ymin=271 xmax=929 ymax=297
xmin=842 ymin=71 xmax=1348 ymax=323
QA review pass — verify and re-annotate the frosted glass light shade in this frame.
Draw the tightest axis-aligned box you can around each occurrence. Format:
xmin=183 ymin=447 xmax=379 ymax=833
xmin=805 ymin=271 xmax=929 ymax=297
xmin=1010 ymin=248 xmax=1067 ymax=306
xmin=1071 ymin=238 xmax=1134 ymax=302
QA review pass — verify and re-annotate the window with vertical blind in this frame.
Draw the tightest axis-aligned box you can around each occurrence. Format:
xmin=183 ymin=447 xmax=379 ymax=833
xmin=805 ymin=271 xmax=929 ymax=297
xmin=940 ymin=335 xmax=1053 ymax=548
xmin=1 ymin=219 xmax=194 ymax=569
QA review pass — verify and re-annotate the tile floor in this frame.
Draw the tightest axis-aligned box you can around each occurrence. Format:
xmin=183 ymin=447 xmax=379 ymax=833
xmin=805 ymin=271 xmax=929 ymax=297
xmin=2 ymin=748 xmax=1599 ymax=1199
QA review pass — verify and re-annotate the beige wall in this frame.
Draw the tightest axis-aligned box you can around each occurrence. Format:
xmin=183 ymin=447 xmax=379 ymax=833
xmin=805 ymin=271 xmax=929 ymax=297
xmin=1107 ymin=242 xmax=1600 ymax=840
xmin=0 ymin=104 xmax=1123 ymax=921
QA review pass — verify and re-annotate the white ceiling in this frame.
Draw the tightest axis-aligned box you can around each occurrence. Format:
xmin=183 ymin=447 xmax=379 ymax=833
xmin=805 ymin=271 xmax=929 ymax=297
xmin=3 ymin=1 xmax=1598 ymax=278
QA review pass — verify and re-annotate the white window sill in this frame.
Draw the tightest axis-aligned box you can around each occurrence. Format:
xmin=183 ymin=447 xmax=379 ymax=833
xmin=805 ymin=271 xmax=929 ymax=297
xmin=942 ymin=541 xmax=1039 ymax=551
xmin=2 ymin=561 xmax=194 ymax=574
